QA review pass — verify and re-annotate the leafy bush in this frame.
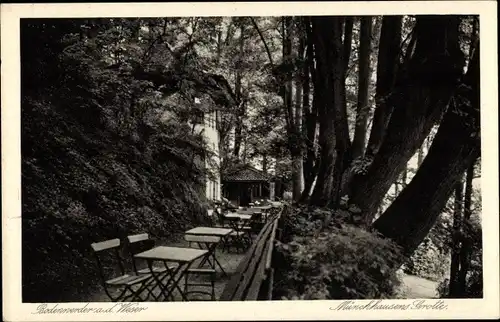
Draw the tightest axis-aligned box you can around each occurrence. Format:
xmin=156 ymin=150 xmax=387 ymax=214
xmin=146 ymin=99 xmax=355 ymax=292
xmin=278 ymin=204 xmax=331 ymax=243
xmin=402 ymin=237 xmax=450 ymax=281
xmin=274 ymin=208 xmax=404 ymax=300
xmin=437 ymin=268 xmax=482 ymax=299
xmin=436 ymin=216 xmax=483 ymax=299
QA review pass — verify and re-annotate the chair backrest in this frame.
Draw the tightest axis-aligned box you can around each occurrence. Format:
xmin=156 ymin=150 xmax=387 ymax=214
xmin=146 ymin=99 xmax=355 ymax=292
xmin=127 ymin=233 xmax=149 ymax=244
xmin=184 ymin=234 xmax=221 ymax=244
xmin=214 ymin=207 xmax=227 ymax=226
xmin=91 ymin=238 xmax=125 ymax=281
xmin=126 ymin=233 xmax=156 ymax=274
xmin=225 ymin=216 xmax=241 ymax=230
xmin=249 ymin=213 xmax=265 ymax=230
xmin=91 ymin=238 xmax=121 ymax=252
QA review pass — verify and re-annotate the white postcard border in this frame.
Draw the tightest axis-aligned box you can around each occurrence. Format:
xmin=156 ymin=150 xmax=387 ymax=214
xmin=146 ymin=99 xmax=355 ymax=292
xmin=2 ymin=2 xmax=498 ymax=321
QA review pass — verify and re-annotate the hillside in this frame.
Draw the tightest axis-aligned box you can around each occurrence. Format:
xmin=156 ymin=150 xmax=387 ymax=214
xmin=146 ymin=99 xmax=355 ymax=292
xmin=20 ymin=19 xmax=217 ymax=302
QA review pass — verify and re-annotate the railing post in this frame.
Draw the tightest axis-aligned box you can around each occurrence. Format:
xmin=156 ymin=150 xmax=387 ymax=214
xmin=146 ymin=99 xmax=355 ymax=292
xmin=267 ymin=268 xmax=274 ymax=300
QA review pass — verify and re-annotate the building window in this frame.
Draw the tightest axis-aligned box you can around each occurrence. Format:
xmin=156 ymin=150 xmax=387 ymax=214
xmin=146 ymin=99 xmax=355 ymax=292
xmin=208 ymin=111 xmax=215 ymax=128
xmin=194 ymin=109 xmax=204 ymax=125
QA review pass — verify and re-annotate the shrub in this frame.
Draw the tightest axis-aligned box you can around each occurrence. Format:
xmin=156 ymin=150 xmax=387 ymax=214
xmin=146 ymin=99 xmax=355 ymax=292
xmin=273 ymin=222 xmax=404 ymax=300
xmin=278 ymin=205 xmax=327 ymax=243
xmin=402 ymin=237 xmax=450 ymax=281
xmin=436 ymin=217 xmax=483 ymax=299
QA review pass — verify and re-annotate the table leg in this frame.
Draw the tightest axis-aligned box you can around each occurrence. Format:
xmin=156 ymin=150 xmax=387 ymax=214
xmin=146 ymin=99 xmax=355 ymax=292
xmin=196 ymin=241 xmax=226 ymax=276
xmin=146 ymin=260 xmax=172 ymax=301
xmin=168 ymin=261 xmax=198 ymax=302
xmin=196 ymin=242 xmax=214 ymax=268
xmin=209 ymin=243 xmax=227 ymax=276
xmin=160 ymin=261 xmax=188 ymax=301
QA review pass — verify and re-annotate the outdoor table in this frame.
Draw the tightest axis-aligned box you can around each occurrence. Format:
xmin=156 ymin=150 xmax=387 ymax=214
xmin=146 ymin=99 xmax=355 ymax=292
xmin=224 ymin=213 xmax=253 ymax=220
xmin=235 ymin=209 xmax=270 ymax=223
xmin=253 ymin=205 xmax=272 ymax=211
xmin=224 ymin=213 xmax=254 ymax=247
xmin=185 ymin=226 xmax=233 ymax=237
xmin=235 ymin=209 xmax=262 ymax=216
xmin=134 ymin=246 xmax=208 ymax=302
xmin=184 ymin=227 xmax=233 ymax=276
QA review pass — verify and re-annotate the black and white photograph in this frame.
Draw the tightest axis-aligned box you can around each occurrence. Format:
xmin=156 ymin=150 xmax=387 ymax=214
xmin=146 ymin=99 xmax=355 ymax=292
xmin=2 ymin=2 xmax=499 ymax=321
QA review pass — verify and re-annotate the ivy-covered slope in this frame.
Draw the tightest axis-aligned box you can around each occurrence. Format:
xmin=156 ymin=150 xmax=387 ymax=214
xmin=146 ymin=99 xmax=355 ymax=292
xmin=22 ymin=96 xmax=212 ymax=302
xmin=20 ymin=19 xmax=219 ymax=302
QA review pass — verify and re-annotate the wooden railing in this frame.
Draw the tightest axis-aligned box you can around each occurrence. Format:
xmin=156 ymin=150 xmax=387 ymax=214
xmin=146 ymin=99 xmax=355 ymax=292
xmin=219 ymin=207 xmax=283 ymax=301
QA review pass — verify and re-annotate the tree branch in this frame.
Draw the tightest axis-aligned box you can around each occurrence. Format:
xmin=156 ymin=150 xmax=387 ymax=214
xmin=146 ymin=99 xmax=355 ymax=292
xmin=250 ymin=17 xmax=274 ymax=68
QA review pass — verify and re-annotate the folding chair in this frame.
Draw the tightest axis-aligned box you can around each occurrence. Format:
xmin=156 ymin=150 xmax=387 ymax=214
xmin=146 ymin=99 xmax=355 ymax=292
xmin=91 ymin=238 xmax=153 ymax=302
xmin=206 ymin=209 xmax=217 ymax=227
xmin=225 ymin=217 xmax=250 ymax=253
xmin=248 ymin=213 xmax=265 ymax=235
xmin=127 ymin=233 xmax=175 ymax=273
xmin=213 ymin=208 xmax=231 ymax=229
xmin=127 ymin=233 xmax=182 ymax=300
xmin=183 ymin=234 xmax=218 ymax=300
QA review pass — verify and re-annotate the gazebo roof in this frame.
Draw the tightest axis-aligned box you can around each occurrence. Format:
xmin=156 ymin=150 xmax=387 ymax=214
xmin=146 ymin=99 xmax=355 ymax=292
xmin=222 ymin=164 xmax=270 ymax=182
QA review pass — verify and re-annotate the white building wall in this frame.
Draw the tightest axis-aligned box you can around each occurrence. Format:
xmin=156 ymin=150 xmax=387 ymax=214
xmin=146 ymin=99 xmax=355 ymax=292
xmin=193 ymin=108 xmax=221 ymax=201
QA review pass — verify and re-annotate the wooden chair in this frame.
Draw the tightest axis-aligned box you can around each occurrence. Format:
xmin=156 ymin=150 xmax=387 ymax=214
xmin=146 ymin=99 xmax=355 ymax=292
xmin=225 ymin=217 xmax=251 ymax=253
xmin=91 ymin=238 xmax=153 ymax=302
xmin=127 ymin=233 xmax=177 ymax=275
xmin=183 ymin=234 xmax=218 ymax=300
xmin=248 ymin=213 xmax=265 ymax=235
xmin=213 ymin=208 xmax=231 ymax=228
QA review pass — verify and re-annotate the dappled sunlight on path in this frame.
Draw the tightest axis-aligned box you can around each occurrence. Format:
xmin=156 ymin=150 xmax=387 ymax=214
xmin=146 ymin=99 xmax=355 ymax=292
xmin=399 ymin=274 xmax=439 ymax=299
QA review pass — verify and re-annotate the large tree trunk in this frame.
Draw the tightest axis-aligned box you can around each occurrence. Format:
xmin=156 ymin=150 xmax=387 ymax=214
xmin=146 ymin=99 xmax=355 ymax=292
xmin=300 ymin=18 xmax=317 ymax=202
xmin=233 ymin=24 xmax=245 ymax=159
xmin=351 ymin=16 xmax=373 ymax=160
xmin=337 ymin=17 xmax=355 ymax=196
xmin=292 ymin=22 xmax=305 ymax=201
xmin=349 ymin=16 xmax=466 ymax=225
xmin=448 ymin=179 xmax=464 ymax=298
xmin=456 ymin=161 xmax=476 ymax=297
xmin=341 ymin=17 xmax=354 ymax=81
xmin=331 ymin=17 xmax=353 ymax=206
xmin=372 ymin=36 xmax=479 ymax=255
xmin=455 ymin=20 xmax=480 ymax=297
xmin=365 ymin=16 xmax=402 ymax=157
xmin=309 ymin=16 xmax=347 ymax=207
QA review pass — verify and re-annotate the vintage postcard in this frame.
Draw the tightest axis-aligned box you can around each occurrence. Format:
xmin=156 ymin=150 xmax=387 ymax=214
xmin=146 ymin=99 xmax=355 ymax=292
xmin=2 ymin=1 xmax=499 ymax=321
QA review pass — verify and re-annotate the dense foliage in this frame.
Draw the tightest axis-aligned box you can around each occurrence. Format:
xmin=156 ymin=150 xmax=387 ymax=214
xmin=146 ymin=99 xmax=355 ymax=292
xmin=273 ymin=206 xmax=404 ymax=300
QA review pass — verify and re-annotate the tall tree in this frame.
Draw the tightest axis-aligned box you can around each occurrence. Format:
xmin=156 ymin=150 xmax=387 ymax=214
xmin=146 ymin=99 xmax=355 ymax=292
xmin=351 ymin=16 xmax=373 ymax=160
xmin=309 ymin=16 xmax=349 ymax=207
xmin=349 ymin=16 xmax=466 ymax=225
xmin=300 ymin=17 xmax=319 ymax=201
xmin=292 ymin=19 xmax=305 ymax=201
xmin=448 ymin=178 xmax=464 ymax=297
xmin=373 ymin=33 xmax=479 ymax=255
xmin=365 ymin=16 xmax=402 ymax=157
xmin=233 ymin=22 xmax=246 ymax=158
xmin=456 ymin=160 xmax=477 ymax=296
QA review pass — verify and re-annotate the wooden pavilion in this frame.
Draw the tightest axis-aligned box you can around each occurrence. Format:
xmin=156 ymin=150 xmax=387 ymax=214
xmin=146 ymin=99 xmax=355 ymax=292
xmin=221 ymin=164 xmax=274 ymax=207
